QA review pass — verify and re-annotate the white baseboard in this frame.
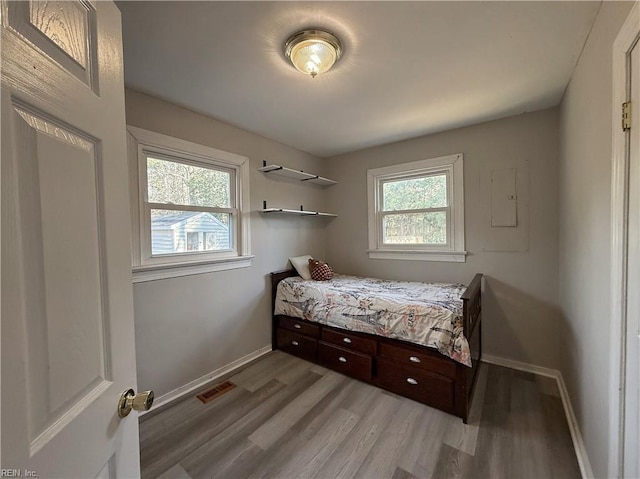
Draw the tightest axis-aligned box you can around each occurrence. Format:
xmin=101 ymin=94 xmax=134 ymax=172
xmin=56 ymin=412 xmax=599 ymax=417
xmin=482 ymin=353 xmax=559 ymax=378
xmin=481 ymin=354 xmax=594 ymax=479
xmin=140 ymin=344 xmax=272 ymax=417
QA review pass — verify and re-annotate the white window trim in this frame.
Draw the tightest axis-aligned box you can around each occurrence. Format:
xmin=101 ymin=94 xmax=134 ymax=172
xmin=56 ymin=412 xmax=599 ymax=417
xmin=127 ymin=126 xmax=252 ymax=281
xmin=367 ymin=153 xmax=466 ymax=262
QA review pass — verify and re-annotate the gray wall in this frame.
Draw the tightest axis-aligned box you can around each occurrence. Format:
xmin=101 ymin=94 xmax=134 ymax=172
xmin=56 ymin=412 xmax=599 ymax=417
xmin=558 ymin=2 xmax=634 ymax=477
xmin=125 ymin=89 xmax=328 ymax=397
xmin=325 ymin=108 xmax=562 ymax=369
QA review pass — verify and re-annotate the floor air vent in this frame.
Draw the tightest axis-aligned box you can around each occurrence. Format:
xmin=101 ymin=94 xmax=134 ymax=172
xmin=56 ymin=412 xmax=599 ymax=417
xmin=196 ymin=380 xmax=236 ymax=404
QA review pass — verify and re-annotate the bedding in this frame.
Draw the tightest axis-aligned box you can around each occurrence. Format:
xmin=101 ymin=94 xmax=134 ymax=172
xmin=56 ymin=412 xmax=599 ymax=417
xmin=274 ymin=274 xmax=471 ymax=366
xmin=288 ymin=255 xmax=313 ymax=280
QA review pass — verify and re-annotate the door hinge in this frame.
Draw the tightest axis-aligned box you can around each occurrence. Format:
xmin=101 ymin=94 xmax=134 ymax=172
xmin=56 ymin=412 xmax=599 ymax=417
xmin=622 ymin=101 xmax=631 ymax=131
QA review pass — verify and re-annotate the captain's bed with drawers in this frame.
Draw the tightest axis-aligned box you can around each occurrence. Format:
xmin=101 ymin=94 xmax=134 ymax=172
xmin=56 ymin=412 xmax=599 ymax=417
xmin=270 ymin=269 xmax=483 ymax=423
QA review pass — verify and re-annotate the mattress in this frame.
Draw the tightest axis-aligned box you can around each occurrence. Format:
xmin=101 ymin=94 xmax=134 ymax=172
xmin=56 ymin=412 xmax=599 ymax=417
xmin=274 ymin=274 xmax=471 ymax=366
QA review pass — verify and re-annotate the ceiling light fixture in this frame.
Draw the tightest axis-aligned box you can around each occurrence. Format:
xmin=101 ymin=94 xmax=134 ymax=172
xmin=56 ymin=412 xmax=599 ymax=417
xmin=284 ymin=29 xmax=343 ymax=78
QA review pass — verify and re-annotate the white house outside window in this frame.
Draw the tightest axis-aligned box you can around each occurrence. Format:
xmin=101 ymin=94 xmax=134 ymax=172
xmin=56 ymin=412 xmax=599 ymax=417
xmin=367 ymin=153 xmax=466 ymax=262
xmin=128 ymin=127 xmax=252 ymax=282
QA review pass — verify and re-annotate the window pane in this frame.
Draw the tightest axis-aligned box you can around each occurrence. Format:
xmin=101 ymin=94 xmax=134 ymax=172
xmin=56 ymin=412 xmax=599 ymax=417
xmin=186 ymin=232 xmax=200 ymax=251
xmin=151 ymin=209 xmax=231 ymax=255
xmin=147 ymin=156 xmax=231 ymax=208
xmin=382 ymin=211 xmax=447 ymax=245
xmin=382 ymin=174 xmax=447 ymax=211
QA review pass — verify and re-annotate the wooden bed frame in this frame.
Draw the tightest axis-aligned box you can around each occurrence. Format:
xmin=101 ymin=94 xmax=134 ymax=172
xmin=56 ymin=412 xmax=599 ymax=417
xmin=270 ymin=270 xmax=483 ymax=423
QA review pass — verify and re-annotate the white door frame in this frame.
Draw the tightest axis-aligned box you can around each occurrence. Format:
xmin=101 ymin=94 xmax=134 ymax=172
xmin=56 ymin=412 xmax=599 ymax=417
xmin=610 ymin=3 xmax=640 ymax=478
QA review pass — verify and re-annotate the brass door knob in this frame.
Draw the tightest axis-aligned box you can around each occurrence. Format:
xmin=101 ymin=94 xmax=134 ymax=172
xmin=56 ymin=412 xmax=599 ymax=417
xmin=118 ymin=388 xmax=154 ymax=418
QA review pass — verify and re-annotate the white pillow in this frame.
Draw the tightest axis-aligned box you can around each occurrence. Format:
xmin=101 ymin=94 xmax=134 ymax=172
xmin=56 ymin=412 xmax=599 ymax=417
xmin=289 ymin=255 xmax=313 ymax=280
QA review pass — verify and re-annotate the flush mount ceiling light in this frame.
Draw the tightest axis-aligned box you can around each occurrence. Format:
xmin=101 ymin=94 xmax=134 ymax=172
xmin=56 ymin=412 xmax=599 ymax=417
xmin=284 ymin=29 xmax=343 ymax=78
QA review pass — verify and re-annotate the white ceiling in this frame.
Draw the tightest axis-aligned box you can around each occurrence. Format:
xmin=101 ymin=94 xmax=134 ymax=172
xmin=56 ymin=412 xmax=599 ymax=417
xmin=118 ymin=1 xmax=601 ymax=157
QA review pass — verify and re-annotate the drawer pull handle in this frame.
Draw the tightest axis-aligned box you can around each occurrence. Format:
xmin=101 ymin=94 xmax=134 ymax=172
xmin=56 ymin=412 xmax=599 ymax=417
xmin=338 ymin=356 xmax=347 ymax=363
xmin=291 ymin=340 xmax=299 ymax=346
xmin=294 ymin=324 xmax=302 ymax=329
xmin=343 ymin=338 xmax=352 ymax=344
xmin=409 ymin=356 xmax=421 ymax=363
xmin=406 ymin=377 xmax=418 ymax=385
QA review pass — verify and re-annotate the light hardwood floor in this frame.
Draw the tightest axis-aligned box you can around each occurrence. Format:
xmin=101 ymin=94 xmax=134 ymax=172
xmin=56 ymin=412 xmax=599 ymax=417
xmin=139 ymin=351 xmax=580 ymax=479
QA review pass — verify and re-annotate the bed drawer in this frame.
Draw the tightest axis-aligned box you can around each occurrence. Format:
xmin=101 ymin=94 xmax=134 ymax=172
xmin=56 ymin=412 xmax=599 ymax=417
xmin=277 ymin=328 xmax=317 ymax=362
xmin=378 ymin=341 xmax=456 ymax=377
xmin=277 ymin=316 xmax=320 ymax=338
xmin=375 ymin=358 xmax=455 ymax=413
xmin=319 ymin=342 xmax=372 ymax=383
xmin=321 ymin=328 xmax=377 ymax=355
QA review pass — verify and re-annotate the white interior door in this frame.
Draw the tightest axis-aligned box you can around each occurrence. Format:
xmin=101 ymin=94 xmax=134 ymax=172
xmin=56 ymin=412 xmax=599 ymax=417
xmin=624 ymin=39 xmax=640 ymax=479
xmin=1 ymin=1 xmax=141 ymax=477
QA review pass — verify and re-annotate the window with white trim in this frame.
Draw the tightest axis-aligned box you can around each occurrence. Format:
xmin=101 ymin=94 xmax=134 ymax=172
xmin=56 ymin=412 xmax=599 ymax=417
xmin=367 ymin=153 xmax=466 ymax=262
xmin=128 ymin=127 xmax=252 ymax=281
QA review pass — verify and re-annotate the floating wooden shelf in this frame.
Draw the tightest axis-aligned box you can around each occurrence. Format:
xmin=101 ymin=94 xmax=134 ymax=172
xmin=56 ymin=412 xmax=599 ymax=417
xmin=259 ymin=162 xmax=337 ymax=187
xmin=260 ymin=202 xmax=337 ymax=217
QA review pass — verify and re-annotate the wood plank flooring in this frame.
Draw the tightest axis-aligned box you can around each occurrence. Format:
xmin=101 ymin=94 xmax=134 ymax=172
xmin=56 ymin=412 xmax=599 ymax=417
xmin=140 ymin=351 xmax=580 ymax=479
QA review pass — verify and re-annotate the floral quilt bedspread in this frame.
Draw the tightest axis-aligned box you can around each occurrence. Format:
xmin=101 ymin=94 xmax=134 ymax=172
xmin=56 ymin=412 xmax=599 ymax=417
xmin=274 ymin=275 xmax=471 ymax=367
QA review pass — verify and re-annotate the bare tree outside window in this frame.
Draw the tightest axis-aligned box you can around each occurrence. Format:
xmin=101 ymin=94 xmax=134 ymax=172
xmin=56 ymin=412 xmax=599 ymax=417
xmin=147 ymin=157 xmax=231 ymax=209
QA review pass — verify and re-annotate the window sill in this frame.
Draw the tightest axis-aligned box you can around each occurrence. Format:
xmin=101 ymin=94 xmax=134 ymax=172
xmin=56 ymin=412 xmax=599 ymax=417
xmin=367 ymin=250 xmax=467 ymax=263
xmin=132 ymin=255 xmax=254 ymax=283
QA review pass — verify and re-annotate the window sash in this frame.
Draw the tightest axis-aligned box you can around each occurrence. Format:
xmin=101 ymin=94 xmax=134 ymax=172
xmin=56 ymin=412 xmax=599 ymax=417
xmin=139 ymin=148 xmax=240 ymax=262
xmin=143 ymin=150 xmax=237 ymax=209
xmin=145 ymin=205 xmax=236 ymax=257
xmin=379 ymin=206 xmax=448 ymax=216
xmin=376 ymin=169 xmax=453 ymax=250
xmin=380 ymin=171 xmax=449 ymax=212
xmin=378 ymin=209 xmax=452 ymax=248
xmin=147 ymin=202 xmax=237 ymax=215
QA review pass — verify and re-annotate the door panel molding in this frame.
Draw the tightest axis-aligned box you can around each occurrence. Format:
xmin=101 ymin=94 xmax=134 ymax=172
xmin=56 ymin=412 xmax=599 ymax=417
xmin=9 ymin=99 xmax=114 ymax=456
xmin=5 ymin=1 xmax=99 ymax=92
